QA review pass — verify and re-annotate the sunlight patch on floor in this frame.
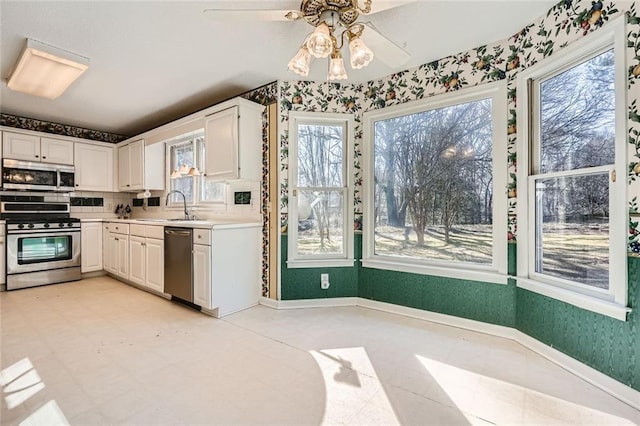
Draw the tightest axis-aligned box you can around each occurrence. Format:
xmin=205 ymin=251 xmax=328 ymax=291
xmin=1 ymin=357 xmax=69 ymax=425
xmin=416 ymin=355 xmax=637 ymax=425
xmin=310 ymin=347 xmax=399 ymax=424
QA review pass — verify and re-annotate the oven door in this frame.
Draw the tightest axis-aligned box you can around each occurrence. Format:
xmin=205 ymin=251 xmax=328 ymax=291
xmin=7 ymin=230 xmax=81 ymax=274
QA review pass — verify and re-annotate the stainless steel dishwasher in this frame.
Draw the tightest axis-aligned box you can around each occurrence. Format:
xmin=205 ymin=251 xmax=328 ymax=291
xmin=164 ymin=227 xmax=193 ymax=302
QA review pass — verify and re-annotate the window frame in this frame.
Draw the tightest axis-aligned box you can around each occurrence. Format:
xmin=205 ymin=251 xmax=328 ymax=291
xmin=287 ymin=111 xmax=355 ymax=268
xmin=165 ymin=130 xmax=226 ymax=211
xmin=516 ymin=16 xmax=629 ymax=320
xmin=362 ymin=82 xmax=508 ymax=284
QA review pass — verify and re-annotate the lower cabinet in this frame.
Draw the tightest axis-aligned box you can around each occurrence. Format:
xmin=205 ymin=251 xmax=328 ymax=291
xmin=0 ymin=234 xmax=5 ymax=286
xmin=81 ymin=222 xmax=103 ymax=273
xmin=129 ymin=234 xmax=164 ymax=293
xmin=106 ymin=231 xmax=129 ymax=279
xmin=193 ymin=243 xmax=212 ymax=309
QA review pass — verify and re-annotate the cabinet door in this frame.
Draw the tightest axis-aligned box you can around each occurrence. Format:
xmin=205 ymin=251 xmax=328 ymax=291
xmin=75 ymin=143 xmax=114 ymax=191
xmin=129 ymin=140 xmax=145 ymax=190
xmin=193 ymin=244 xmax=212 ymax=309
xmin=41 ymin=138 xmax=74 ymax=165
xmin=145 ymin=238 xmax=164 ymax=293
xmin=204 ymin=106 xmax=238 ymax=180
xmin=118 ymin=144 xmax=130 ymax=191
xmin=81 ymin=223 xmax=103 ymax=273
xmin=106 ymin=233 xmax=118 ymax=274
xmin=3 ymin=132 xmax=40 ymax=161
xmin=103 ymin=224 xmax=111 ymax=272
xmin=116 ymin=235 xmax=129 ymax=279
xmin=129 ymin=236 xmax=146 ymax=286
xmin=0 ymin=236 xmax=5 ymax=285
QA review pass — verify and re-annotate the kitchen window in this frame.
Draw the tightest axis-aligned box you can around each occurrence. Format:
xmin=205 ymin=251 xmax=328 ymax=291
xmin=166 ymin=130 xmax=225 ymax=207
xmin=362 ymin=82 xmax=507 ymax=284
xmin=287 ymin=112 xmax=354 ymax=268
xmin=516 ymin=17 xmax=628 ymax=320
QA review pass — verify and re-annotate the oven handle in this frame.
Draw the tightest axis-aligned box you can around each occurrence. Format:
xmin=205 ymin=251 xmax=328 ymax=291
xmin=8 ymin=229 xmax=80 ymax=235
xmin=56 ymin=168 xmax=61 ymax=191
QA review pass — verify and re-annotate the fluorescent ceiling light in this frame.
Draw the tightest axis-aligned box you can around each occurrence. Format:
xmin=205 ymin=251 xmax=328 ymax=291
xmin=7 ymin=39 xmax=89 ymax=99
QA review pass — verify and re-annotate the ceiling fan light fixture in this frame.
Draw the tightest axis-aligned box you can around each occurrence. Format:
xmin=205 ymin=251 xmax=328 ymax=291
xmin=328 ymin=50 xmax=348 ymax=80
xmin=306 ymin=22 xmax=333 ymax=58
xmin=288 ymin=45 xmax=312 ymax=77
xmin=348 ymin=34 xmax=374 ymax=70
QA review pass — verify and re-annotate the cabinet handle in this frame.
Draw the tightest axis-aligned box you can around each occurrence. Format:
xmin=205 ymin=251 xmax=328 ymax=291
xmin=115 ymin=237 xmax=119 ymax=241
xmin=197 ymin=235 xmax=201 ymax=239
xmin=75 ymin=184 xmax=79 ymax=187
xmin=126 ymin=184 xmax=130 ymax=187
xmin=42 ymin=156 xmax=46 ymax=159
xmin=35 ymin=155 xmax=39 ymax=158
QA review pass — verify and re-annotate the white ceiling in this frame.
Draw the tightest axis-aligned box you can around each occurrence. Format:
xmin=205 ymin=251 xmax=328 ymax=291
xmin=0 ymin=1 xmax=555 ymax=137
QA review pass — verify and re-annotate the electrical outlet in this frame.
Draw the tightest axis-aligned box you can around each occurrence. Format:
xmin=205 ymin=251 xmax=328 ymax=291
xmin=321 ymin=273 xmax=330 ymax=290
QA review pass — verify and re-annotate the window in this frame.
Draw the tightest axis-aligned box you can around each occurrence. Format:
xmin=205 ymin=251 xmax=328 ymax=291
xmin=517 ymin=18 xmax=628 ymax=320
xmin=166 ymin=130 xmax=225 ymax=207
xmin=363 ymin=83 xmax=507 ymax=283
xmin=288 ymin=112 xmax=354 ymax=267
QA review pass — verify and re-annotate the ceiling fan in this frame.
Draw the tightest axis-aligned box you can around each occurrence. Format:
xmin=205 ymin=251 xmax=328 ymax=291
xmin=203 ymin=0 xmax=414 ymax=80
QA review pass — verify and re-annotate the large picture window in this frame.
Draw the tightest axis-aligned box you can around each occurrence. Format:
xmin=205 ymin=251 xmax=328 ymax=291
xmin=288 ymin=112 xmax=354 ymax=267
xmin=363 ymin=83 xmax=507 ymax=283
xmin=517 ymin=18 xmax=628 ymax=320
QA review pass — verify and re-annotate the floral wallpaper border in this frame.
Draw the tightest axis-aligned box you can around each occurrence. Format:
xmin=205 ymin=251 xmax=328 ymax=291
xmin=276 ymin=0 xmax=640 ymax=256
xmin=0 ymin=113 xmax=127 ymax=143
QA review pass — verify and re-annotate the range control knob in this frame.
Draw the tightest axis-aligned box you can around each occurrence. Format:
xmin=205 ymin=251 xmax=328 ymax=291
xmin=44 ymin=223 xmax=50 ymax=228
xmin=17 ymin=224 xmax=24 ymax=229
xmin=58 ymin=223 xmax=65 ymax=228
xmin=28 ymin=223 xmax=35 ymax=229
xmin=67 ymin=222 xmax=74 ymax=227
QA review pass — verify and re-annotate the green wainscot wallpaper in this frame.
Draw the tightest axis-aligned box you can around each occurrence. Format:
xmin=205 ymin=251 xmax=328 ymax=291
xmin=516 ymin=256 xmax=639 ymax=391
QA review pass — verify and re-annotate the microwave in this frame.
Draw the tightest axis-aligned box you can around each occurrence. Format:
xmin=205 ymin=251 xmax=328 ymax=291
xmin=2 ymin=159 xmax=75 ymax=192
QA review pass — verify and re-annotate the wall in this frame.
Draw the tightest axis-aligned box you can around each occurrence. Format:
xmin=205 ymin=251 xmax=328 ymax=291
xmin=276 ymin=0 xmax=639 ymax=391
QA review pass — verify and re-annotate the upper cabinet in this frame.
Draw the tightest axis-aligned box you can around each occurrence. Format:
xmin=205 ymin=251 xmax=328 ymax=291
xmin=74 ymin=142 xmax=114 ymax=191
xmin=118 ymin=139 xmax=164 ymax=192
xmin=3 ymin=131 xmax=74 ymax=165
xmin=204 ymin=98 xmax=263 ymax=181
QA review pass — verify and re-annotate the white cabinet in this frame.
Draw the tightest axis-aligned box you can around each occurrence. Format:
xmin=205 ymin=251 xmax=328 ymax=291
xmin=104 ymin=222 xmax=129 ymax=279
xmin=74 ymin=143 xmax=114 ymax=191
xmin=204 ymin=98 xmax=263 ymax=181
xmin=145 ymin=238 xmax=164 ymax=293
xmin=81 ymin=222 xmax=103 ymax=273
xmin=118 ymin=139 xmax=164 ymax=192
xmin=3 ymin=131 xmax=74 ymax=165
xmin=129 ymin=236 xmax=146 ymax=286
xmin=193 ymin=242 xmax=212 ymax=309
xmin=128 ymin=226 xmax=164 ymax=293
xmin=0 ymin=224 xmax=5 ymax=287
xmin=192 ymin=225 xmax=261 ymax=317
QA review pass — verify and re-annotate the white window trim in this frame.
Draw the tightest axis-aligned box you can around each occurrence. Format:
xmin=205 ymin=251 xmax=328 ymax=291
xmin=362 ymin=81 xmax=508 ymax=284
xmin=287 ymin=111 xmax=355 ymax=268
xmin=164 ymin=131 xmax=226 ymax=212
xmin=516 ymin=16 xmax=629 ymax=321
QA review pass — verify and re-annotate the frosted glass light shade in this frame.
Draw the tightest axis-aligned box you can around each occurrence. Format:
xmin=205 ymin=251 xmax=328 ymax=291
xmin=328 ymin=52 xmax=348 ymax=81
xmin=288 ymin=46 xmax=311 ymax=77
xmin=7 ymin=39 xmax=89 ymax=99
xmin=306 ymin=23 xmax=333 ymax=58
xmin=187 ymin=167 xmax=200 ymax=176
xmin=179 ymin=164 xmax=190 ymax=174
xmin=349 ymin=36 xmax=374 ymax=69
xmin=170 ymin=170 xmax=182 ymax=179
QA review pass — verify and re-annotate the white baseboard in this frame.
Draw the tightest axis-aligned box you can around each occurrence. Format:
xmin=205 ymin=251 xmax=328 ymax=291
xmin=259 ymin=296 xmax=358 ymax=309
xmin=260 ymin=296 xmax=640 ymax=410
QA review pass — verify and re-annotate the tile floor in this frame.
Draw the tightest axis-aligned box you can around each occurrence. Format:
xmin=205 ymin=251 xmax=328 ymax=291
xmin=1 ymin=276 xmax=638 ymax=425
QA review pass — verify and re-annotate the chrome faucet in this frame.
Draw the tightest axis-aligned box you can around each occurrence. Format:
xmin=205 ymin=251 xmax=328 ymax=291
xmin=165 ymin=190 xmax=192 ymax=220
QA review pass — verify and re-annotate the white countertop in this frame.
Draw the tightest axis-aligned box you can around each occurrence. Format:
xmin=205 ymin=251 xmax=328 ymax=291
xmin=81 ymin=217 xmax=261 ymax=230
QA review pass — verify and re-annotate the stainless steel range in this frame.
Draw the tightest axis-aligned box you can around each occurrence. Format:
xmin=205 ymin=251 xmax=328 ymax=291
xmin=2 ymin=199 xmax=81 ymax=290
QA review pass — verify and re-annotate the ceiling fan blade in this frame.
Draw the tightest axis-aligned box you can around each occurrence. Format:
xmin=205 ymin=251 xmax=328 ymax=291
xmin=202 ymin=9 xmax=299 ymax=22
xmin=366 ymin=0 xmax=417 ymax=14
xmin=361 ymin=22 xmax=411 ymax=68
